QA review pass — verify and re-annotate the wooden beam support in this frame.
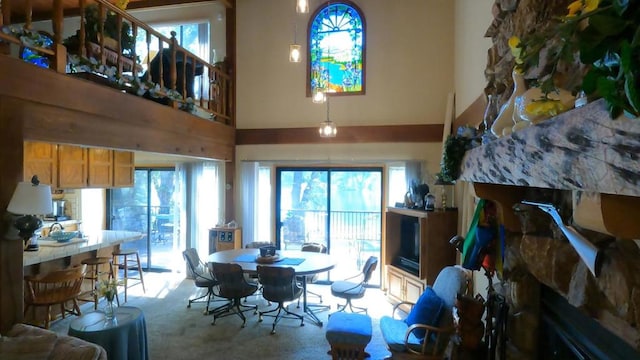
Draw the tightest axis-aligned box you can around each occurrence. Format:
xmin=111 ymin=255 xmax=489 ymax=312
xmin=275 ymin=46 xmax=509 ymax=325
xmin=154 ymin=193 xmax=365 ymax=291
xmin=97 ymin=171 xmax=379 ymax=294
xmin=236 ymin=124 xmax=444 ymax=145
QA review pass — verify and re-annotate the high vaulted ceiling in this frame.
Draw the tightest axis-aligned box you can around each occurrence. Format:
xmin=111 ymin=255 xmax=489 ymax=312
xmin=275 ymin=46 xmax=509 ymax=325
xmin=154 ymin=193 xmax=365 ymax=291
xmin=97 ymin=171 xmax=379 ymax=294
xmin=6 ymin=0 xmax=232 ymax=22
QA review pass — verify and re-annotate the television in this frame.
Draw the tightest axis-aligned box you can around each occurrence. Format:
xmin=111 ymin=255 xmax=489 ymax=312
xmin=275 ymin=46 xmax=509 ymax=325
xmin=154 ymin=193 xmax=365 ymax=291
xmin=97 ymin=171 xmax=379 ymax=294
xmin=399 ymin=216 xmax=420 ymax=262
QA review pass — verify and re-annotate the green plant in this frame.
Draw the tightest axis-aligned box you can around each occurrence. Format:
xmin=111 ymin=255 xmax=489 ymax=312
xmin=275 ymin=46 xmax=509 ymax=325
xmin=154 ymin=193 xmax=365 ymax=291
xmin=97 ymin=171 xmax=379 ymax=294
xmin=513 ymin=0 xmax=640 ymax=118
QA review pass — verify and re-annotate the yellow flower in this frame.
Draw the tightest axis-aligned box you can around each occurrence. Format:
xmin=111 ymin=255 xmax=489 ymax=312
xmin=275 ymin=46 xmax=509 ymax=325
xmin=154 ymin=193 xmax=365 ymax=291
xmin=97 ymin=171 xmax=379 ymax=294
xmin=508 ymin=36 xmax=523 ymax=65
xmin=525 ymin=99 xmax=568 ymax=117
xmin=116 ymin=0 xmax=130 ymax=10
xmin=566 ymin=0 xmax=599 ymax=17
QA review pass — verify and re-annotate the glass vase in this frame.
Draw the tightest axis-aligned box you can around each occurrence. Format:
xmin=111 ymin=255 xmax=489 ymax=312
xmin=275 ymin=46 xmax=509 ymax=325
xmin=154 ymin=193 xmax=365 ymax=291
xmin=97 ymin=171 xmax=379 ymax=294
xmin=103 ymin=298 xmax=116 ymax=320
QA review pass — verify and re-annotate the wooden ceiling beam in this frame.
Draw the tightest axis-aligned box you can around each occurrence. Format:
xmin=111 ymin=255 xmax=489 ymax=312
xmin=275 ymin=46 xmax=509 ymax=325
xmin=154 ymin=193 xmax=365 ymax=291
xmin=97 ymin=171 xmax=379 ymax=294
xmin=236 ymin=124 xmax=444 ymax=145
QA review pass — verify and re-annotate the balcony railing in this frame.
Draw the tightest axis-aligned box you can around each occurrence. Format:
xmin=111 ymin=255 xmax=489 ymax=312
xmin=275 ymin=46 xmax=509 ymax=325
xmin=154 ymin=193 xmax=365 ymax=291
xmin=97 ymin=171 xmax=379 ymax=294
xmin=0 ymin=0 xmax=234 ymax=126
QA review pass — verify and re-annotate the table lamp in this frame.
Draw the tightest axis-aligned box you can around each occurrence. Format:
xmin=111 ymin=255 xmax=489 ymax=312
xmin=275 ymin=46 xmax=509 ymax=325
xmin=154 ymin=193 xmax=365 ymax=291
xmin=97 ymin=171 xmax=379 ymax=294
xmin=7 ymin=175 xmax=53 ymax=251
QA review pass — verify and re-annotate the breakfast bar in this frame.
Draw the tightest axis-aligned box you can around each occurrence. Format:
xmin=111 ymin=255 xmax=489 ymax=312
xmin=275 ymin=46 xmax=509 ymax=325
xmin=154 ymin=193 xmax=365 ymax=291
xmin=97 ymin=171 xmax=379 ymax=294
xmin=24 ymin=230 xmax=144 ymax=267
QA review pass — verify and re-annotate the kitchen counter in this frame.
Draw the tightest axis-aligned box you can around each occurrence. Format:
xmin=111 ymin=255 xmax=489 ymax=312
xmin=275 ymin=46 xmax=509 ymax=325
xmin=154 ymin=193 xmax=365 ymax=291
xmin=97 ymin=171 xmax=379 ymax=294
xmin=24 ymin=230 xmax=143 ymax=266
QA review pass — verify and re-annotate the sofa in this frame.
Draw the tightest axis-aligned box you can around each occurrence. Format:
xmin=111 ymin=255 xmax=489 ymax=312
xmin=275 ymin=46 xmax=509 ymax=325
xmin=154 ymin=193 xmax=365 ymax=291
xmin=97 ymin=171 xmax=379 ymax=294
xmin=0 ymin=323 xmax=107 ymax=360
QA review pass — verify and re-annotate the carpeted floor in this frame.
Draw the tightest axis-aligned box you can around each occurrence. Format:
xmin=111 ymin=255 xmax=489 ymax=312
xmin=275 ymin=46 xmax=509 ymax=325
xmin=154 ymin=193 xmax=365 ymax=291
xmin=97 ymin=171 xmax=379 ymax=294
xmin=50 ymin=272 xmax=394 ymax=360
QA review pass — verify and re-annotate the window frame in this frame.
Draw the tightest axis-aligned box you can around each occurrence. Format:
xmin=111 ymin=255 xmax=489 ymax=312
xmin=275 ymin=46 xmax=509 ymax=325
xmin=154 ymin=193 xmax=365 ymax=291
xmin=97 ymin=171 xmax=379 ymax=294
xmin=306 ymin=0 xmax=366 ymax=98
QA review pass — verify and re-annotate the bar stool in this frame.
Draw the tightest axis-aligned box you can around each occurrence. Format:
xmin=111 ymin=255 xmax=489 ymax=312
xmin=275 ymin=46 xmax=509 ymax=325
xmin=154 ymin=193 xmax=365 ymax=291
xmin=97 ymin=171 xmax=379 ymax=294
xmin=79 ymin=257 xmax=118 ymax=309
xmin=112 ymin=248 xmax=146 ymax=302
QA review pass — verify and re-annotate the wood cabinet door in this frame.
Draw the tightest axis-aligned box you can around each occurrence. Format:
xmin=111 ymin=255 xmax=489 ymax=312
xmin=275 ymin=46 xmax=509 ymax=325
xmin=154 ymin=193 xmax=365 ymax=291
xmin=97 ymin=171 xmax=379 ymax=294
xmin=88 ymin=148 xmax=113 ymax=187
xmin=405 ymin=274 xmax=425 ymax=304
xmin=113 ymin=151 xmax=135 ymax=187
xmin=58 ymin=145 xmax=87 ymax=188
xmin=386 ymin=266 xmax=405 ymax=303
xmin=23 ymin=141 xmax=57 ymax=187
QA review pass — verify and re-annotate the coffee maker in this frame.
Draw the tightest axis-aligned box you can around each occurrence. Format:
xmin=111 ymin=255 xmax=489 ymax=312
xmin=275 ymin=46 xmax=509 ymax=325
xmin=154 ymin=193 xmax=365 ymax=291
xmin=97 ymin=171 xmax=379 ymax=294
xmin=45 ymin=200 xmax=69 ymax=221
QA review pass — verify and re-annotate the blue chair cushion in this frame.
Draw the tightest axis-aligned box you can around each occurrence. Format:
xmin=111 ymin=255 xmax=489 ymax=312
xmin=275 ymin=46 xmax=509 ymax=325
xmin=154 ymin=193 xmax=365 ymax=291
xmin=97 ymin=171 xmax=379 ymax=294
xmin=404 ymin=287 xmax=444 ymax=340
xmin=380 ymin=316 xmax=423 ymax=352
xmin=325 ymin=312 xmax=372 ymax=346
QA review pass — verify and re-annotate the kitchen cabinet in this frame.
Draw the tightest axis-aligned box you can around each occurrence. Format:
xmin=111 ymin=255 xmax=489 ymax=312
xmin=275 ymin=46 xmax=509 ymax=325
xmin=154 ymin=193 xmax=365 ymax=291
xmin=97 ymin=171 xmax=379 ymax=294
xmin=113 ymin=151 xmax=135 ymax=187
xmin=23 ymin=141 xmax=57 ymax=186
xmin=23 ymin=142 xmax=134 ymax=188
xmin=87 ymin=148 xmax=113 ymax=187
xmin=57 ymin=145 xmax=88 ymax=188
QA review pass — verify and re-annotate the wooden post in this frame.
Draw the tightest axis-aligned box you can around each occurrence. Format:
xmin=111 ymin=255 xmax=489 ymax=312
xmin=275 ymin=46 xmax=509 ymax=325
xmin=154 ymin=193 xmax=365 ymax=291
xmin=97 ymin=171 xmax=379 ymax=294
xmin=52 ymin=0 xmax=65 ymax=73
xmin=79 ymin=0 xmax=86 ymax=57
xmin=170 ymin=31 xmax=178 ymax=92
xmin=25 ymin=0 xmax=32 ymax=29
xmin=0 ymin=99 xmax=27 ymax=333
xmin=0 ymin=0 xmax=8 ymax=54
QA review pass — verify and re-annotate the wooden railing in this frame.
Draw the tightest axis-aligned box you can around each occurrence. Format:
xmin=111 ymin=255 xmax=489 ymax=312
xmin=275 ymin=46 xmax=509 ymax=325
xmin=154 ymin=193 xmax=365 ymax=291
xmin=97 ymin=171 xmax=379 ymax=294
xmin=0 ymin=0 xmax=234 ymax=126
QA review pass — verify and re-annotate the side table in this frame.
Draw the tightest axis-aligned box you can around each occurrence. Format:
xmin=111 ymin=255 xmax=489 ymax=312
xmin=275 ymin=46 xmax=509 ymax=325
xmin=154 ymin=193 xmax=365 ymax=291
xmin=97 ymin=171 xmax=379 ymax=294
xmin=68 ymin=305 xmax=149 ymax=360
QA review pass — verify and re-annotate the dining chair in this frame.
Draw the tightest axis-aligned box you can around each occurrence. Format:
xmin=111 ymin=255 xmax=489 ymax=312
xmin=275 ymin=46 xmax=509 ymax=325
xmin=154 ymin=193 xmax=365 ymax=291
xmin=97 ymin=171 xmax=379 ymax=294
xmin=24 ymin=264 xmax=86 ymax=329
xmin=297 ymin=242 xmax=329 ymax=309
xmin=183 ymin=248 xmax=226 ymax=315
xmin=209 ymin=262 xmax=259 ymax=327
xmin=256 ymin=265 xmax=305 ymax=334
xmin=331 ymin=256 xmax=378 ymax=314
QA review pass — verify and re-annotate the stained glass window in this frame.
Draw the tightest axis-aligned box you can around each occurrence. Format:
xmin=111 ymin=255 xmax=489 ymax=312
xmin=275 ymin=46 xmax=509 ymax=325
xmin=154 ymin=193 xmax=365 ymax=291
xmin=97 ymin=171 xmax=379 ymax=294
xmin=308 ymin=1 xmax=365 ymax=96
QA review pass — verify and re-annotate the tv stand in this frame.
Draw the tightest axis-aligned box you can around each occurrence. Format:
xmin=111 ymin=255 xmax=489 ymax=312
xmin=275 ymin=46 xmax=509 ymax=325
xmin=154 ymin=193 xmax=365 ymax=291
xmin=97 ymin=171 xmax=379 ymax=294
xmin=384 ymin=207 xmax=457 ymax=305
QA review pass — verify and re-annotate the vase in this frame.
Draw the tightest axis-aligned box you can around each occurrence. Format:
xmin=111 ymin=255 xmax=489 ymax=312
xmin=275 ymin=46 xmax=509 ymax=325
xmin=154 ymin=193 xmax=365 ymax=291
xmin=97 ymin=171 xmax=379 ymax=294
xmin=491 ymin=69 xmax=526 ymax=138
xmin=103 ymin=298 xmax=116 ymax=320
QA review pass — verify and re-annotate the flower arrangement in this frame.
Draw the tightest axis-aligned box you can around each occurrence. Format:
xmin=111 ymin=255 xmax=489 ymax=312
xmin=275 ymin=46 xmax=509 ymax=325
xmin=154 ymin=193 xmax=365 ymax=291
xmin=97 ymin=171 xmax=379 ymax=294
xmin=97 ymin=278 xmax=119 ymax=302
xmin=510 ymin=0 xmax=640 ymax=118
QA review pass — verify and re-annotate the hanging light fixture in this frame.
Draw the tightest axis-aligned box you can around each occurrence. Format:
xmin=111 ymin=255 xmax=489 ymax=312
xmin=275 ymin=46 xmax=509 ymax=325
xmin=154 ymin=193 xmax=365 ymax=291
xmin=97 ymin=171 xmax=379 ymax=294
xmin=296 ymin=0 xmax=309 ymax=14
xmin=319 ymin=96 xmax=337 ymax=137
xmin=289 ymin=23 xmax=302 ymax=63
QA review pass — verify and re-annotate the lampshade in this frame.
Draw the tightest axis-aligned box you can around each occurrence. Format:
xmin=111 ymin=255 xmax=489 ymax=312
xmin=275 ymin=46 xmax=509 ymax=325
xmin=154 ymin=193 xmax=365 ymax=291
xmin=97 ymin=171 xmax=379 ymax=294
xmin=289 ymin=44 xmax=302 ymax=62
xmin=7 ymin=181 xmax=53 ymax=215
xmin=319 ymin=120 xmax=337 ymax=137
xmin=319 ymin=97 xmax=337 ymax=137
xmin=296 ymin=0 xmax=309 ymax=13
xmin=312 ymin=88 xmax=326 ymax=103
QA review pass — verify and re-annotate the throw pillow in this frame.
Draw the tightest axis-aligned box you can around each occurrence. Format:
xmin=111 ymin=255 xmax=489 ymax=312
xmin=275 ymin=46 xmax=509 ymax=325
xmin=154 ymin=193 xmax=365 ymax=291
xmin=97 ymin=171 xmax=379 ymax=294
xmin=0 ymin=334 xmax=57 ymax=359
xmin=404 ymin=287 xmax=445 ymax=341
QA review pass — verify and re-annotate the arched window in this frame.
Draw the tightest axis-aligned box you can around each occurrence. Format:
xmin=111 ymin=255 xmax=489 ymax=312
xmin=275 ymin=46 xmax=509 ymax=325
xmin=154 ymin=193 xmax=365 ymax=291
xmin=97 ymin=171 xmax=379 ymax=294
xmin=307 ymin=1 xmax=365 ymax=97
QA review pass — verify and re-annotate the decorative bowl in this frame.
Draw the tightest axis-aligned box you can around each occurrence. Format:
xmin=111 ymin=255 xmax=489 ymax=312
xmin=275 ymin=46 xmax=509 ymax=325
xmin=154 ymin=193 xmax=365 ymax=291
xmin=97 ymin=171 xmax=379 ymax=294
xmin=49 ymin=231 xmax=78 ymax=243
xmin=259 ymin=245 xmax=277 ymax=257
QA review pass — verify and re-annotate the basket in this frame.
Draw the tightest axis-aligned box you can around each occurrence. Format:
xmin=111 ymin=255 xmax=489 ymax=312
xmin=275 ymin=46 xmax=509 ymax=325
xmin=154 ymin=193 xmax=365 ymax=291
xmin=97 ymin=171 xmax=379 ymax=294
xmin=49 ymin=231 xmax=78 ymax=243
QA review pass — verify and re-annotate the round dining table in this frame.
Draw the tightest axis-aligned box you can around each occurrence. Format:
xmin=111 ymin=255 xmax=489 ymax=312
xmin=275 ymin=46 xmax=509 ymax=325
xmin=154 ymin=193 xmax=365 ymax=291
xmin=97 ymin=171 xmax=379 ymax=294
xmin=207 ymin=248 xmax=336 ymax=326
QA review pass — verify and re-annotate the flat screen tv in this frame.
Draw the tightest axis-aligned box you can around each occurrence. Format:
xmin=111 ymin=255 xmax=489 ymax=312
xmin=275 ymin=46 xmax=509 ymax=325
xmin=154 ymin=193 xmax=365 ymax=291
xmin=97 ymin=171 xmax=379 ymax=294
xmin=400 ymin=216 xmax=420 ymax=262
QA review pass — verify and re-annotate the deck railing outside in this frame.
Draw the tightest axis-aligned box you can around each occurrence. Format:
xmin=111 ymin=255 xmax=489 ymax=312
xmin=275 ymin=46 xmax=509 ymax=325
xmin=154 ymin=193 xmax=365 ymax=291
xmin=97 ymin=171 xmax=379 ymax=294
xmin=0 ymin=0 xmax=233 ymax=126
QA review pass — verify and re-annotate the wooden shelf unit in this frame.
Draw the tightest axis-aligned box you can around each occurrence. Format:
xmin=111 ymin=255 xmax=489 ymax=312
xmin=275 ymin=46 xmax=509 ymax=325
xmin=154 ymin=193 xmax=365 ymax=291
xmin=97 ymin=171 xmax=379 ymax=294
xmin=209 ymin=227 xmax=242 ymax=255
xmin=384 ymin=207 xmax=458 ymax=304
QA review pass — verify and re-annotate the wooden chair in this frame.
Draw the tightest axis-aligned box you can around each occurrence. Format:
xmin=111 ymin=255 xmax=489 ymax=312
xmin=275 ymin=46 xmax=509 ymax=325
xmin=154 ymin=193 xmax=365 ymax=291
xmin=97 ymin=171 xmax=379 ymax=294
xmin=24 ymin=264 xmax=86 ymax=329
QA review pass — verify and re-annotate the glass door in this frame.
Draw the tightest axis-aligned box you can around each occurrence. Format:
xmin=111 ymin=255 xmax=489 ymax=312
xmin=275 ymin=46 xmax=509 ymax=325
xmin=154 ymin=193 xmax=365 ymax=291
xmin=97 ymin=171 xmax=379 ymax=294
xmin=109 ymin=168 xmax=178 ymax=271
xmin=275 ymin=167 xmax=382 ymax=285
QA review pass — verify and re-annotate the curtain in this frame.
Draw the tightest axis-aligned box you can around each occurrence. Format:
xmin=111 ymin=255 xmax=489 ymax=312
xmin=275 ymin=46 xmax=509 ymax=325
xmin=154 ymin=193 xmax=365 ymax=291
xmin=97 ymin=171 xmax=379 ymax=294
xmin=178 ymin=161 xmax=225 ymax=257
xmin=241 ymin=161 xmax=259 ymax=246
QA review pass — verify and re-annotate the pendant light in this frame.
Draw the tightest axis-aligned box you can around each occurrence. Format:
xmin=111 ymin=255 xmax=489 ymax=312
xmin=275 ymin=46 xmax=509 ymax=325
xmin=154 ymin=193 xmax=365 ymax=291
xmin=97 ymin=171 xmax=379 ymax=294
xmin=319 ymin=96 xmax=337 ymax=137
xmin=296 ymin=0 xmax=309 ymax=14
xmin=289 ymin=23 xmax=302 ymax=63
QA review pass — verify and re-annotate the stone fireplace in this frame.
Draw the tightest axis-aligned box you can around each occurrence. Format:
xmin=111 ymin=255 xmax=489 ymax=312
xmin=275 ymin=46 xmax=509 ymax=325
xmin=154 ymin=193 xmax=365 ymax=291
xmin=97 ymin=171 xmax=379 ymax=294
xmin=458 ymin=98 xmax=640 ymax=359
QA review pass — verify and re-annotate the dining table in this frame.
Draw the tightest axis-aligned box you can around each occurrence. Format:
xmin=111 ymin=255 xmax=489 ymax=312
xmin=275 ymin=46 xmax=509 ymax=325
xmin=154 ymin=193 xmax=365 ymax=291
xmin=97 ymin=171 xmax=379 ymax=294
xmin=207 ymin=248 xmax=336 ymax=326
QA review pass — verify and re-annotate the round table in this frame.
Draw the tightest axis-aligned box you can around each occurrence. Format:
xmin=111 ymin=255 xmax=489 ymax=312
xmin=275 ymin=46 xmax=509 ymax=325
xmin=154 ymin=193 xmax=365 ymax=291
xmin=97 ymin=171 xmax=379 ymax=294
xmin=207 ymin=248 xmax=336 ymax=326
xmin=68 ymin=306 xmax=149 ymax=360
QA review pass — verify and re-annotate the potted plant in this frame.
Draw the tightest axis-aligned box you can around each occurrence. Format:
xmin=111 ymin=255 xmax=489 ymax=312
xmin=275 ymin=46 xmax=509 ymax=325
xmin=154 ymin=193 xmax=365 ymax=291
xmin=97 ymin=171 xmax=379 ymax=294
xmin=64 ymin=1 xmax=135 ymax=59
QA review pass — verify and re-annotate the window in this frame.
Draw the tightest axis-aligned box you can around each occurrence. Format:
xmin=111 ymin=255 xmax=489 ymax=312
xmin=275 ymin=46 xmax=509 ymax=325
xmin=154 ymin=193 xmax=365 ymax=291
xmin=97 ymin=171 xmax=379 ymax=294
xmin=136 ymin=22 xmax=210 ymax=99
xmin=308 ymin=1 xmax=365 ymax=97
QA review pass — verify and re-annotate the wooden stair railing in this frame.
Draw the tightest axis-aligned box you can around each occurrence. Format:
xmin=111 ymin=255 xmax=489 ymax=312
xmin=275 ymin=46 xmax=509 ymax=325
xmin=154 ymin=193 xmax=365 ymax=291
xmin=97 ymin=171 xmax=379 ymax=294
xmin=0 ymin=0 xmax=233 ymax=126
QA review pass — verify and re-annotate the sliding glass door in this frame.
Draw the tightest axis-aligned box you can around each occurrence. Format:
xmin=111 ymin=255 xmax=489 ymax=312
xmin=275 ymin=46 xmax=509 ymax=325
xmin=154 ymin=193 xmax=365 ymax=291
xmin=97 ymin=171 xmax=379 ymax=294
xmin=275 ymin=167 xmax=382 ymax=286
xmin=109 ymin=168 xmax=178 ymax=271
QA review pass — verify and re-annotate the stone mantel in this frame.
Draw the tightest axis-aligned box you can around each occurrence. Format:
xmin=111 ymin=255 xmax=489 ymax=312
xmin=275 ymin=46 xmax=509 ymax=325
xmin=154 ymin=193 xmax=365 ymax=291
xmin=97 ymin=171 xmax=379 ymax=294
xmin=459 ymin=99 xmax=640 ymax=197
xmin=459 ymin=99 xmax=640 ymax=239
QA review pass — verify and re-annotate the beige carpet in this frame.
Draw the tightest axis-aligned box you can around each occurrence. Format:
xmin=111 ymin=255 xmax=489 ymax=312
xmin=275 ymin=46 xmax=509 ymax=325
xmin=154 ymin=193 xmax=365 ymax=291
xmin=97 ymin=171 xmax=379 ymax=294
xmin=50 ymin=272 xmax=394 ymax=359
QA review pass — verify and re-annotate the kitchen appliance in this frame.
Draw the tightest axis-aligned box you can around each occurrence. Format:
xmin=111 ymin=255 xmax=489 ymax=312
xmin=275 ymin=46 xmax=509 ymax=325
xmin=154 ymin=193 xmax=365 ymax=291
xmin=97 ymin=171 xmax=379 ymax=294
xmin=45 ymin=200 xmax=69 ymax=221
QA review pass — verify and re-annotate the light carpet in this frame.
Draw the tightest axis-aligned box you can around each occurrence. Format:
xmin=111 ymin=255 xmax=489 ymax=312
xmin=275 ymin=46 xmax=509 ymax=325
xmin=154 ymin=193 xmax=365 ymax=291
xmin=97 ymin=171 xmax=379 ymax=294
xmin=50 ymin=272 xmax=394 ymax=360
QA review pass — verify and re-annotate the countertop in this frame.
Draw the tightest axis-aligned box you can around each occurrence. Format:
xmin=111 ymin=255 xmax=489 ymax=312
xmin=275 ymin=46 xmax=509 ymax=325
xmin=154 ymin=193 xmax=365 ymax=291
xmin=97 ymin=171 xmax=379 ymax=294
xmin=24 ymin=230 xmax=144 ymax=266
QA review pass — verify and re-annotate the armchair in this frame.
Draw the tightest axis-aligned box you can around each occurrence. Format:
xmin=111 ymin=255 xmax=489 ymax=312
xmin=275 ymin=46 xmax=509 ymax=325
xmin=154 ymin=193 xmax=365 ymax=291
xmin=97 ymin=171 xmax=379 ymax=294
xmin=379 ymin=266 xmax=469 ymax=359
xmin=209 ymin=262 xmax=259 ymax=327
xmin=256 ymin=265 xmax=305 ymax=334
